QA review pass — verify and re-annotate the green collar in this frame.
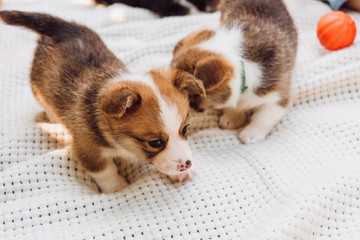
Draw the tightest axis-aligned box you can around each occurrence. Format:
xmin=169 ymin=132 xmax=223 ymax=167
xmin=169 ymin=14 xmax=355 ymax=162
xmin=240 ymin=60 xmax=248 ymax=94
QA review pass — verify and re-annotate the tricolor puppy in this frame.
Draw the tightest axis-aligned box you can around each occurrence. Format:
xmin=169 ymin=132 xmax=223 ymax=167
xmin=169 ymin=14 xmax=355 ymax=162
xmin=171 ymin=0 xmax=297 ymax=144
xmin=0 ymin=11 xmax=205 ymax=193
xmin=94 ymin=0 xmax=222 ymax=17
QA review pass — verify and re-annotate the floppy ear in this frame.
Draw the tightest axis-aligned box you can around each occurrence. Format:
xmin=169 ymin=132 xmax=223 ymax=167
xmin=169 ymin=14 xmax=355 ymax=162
xmin=194 ymin=56 xmax=233 ymax=91
xmin=173 ymin=39 xmax=185 ymax=56
xmin=173 ymin=70 xmax=206 ymax=97
xmin=100 ymin=83 xmax=141 ymax=118
xmin=173 ymin=30 xmax=216 ymax=56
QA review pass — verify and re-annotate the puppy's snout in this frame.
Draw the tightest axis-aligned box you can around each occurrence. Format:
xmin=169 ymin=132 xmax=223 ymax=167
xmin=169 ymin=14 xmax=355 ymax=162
xmin=179 ymin=160 xmax=192 ymax=171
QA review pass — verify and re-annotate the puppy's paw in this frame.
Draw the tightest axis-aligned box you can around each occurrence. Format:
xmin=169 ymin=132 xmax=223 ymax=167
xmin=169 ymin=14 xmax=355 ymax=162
xmin=99 ymin=175 xmax=129 ymax=194
xmin=219 ymin=115 xmax=243 ymax=129
xmin=219 ymin=111 xmax=246 ymax=129
xmin=238 ymin=125 xmax=268 ymax=144
xmin=168 ymin=168 xmax=196 ymax=183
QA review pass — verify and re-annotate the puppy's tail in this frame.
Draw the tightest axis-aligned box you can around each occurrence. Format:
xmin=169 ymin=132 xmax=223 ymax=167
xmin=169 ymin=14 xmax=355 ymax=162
xmin=0 ymin=10 xmax=83 ymax=40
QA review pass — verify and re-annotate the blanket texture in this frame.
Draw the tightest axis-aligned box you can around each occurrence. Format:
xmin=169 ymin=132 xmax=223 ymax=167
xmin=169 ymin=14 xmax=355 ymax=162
xmin=1 ymin=0 xmax=360 ymax=239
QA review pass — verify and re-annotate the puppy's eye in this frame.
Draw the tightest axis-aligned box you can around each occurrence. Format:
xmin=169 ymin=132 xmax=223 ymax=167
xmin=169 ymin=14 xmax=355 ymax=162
xmin=182 ymin=125 xmax=189 ymax=137
xmin=148 ymin=139 xmax=164 ymax=148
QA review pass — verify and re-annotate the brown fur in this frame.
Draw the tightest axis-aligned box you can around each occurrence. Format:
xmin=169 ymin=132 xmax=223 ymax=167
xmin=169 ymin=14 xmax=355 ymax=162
xmin=173 ymin=30 xmax=215 ymax=55
xmin=172 ymin=41 xmax=234 ymax=109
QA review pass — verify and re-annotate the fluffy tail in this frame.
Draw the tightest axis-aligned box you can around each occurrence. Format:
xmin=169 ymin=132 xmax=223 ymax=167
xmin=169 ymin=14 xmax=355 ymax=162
xmin=0 ymin=11 xmax=82 ymax=40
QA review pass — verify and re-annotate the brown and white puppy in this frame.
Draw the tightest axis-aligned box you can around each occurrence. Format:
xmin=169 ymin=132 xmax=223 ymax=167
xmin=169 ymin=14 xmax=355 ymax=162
xmin=0 ymin=11 xmax=205 ymax=193
xmin=171 ymin=0 xmax=297 ymax=144
xmin=94 ymin=0 xmax=223 ymax=17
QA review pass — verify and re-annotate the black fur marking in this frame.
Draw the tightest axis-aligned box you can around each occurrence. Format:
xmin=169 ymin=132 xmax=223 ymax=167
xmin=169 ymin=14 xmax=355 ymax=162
xmin=94 ymin=0 xmax=189 ymax=16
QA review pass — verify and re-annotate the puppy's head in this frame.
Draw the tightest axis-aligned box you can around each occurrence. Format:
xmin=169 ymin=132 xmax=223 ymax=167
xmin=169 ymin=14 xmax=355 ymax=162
xmin=100 ymin=69 xmax=205 ymax=176
xmin=171 ymin=30 xmax=235 ymax=111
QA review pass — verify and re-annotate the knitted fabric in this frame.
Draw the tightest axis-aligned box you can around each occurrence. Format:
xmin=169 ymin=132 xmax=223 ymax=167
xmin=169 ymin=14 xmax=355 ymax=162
xmin=1 ymin=0 xmax=360 ymax=239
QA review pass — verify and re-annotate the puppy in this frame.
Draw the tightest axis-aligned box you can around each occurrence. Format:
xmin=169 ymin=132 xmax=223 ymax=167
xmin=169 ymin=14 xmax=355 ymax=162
xmin=0 ymin=11 xmax=205 ymax=193
xmin=171 ymin=0 xmax=298 ymax=144
xmin=94 ymin=0 xmax=222 ymax=16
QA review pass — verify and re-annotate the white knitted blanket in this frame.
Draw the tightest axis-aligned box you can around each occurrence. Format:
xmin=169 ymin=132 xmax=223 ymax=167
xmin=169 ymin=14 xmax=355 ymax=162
xmin=1 ymin=0 xmax=360 ymax=239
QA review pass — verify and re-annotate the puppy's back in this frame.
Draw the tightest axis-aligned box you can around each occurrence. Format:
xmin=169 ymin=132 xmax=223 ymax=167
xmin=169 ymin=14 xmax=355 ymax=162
xmin=1 ymin=11 xmax=126 ymax=142
xmin=220 ymin=0 xmax=297 ymax=96
xmin=221 ymin=0 xmax=295 ymax=28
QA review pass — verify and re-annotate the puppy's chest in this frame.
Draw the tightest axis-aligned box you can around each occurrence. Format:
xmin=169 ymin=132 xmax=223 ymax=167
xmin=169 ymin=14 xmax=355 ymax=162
xmin=223 ymin=56 xmax=265 ymax=109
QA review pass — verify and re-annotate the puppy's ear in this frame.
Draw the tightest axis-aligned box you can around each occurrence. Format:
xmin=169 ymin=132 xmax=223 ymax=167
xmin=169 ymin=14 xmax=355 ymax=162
xmin=173 ymin=39 xmax=185 ymax=56
xmin=173 ymin=30 xmax=216 ymax=56
xmin=100 ymin=83 xmax=141 ymax=118
xmin=173 ymin=70 xmax=206 ymax=97
xmin=194 ymin=56 xmax=234 ymax=91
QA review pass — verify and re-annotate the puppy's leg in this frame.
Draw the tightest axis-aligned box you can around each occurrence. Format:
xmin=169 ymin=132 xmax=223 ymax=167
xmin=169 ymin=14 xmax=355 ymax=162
xmin=44 ymin=107 xmax=61 ymax=123
xmin=87 ymin=160 xmax=129 ymax=193
xmin=238 ymin=103 xmax=286 ymax=144
xmin=32 ymin=85 xmax=61 ymax=123
xmin=219 ymin=107 xmax=247 ymax=129
xmin=74 ymin=144 xmax=128 ymax=193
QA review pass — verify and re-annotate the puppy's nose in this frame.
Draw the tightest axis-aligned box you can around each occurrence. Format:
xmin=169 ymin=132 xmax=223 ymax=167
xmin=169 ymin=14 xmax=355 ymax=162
xmin=179 ymin=160 xmax=192 ymax=171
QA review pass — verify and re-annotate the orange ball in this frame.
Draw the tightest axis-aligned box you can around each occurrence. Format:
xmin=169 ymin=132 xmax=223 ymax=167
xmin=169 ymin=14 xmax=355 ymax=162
xmin=317 ymin=11 xmax=357 ymax=51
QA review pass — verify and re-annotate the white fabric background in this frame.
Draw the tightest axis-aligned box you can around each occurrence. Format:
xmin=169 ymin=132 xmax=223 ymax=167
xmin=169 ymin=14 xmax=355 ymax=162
xmin=1 ymin=0 xmax=360 ymax=239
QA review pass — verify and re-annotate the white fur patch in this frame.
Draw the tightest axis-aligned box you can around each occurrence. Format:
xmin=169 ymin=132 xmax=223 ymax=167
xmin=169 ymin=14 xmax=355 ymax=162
xmin=243 ymin=61 xmax=263 ymax=91
xmin=153 ymin=98 xmax=193 ymax=175
xmin=236 ymin=91 xmax=280 ymax=110
xmin=87 ymin=160 xmax=129 ymax=193
xmin=238 ymin=103 xmax=286 ymax=144
xmin=198 ymin=26 xmax=242 ymax=59
xmin=237 ymin=91 xmax=281 ymax=111
xmin=76 ymin=38 xmax=85 ymax=50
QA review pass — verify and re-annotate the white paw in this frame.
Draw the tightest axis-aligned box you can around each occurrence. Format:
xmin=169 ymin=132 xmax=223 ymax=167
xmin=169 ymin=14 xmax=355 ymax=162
xmin=238 ymin=125 xmax=268 ymax=144
xmin=219 ymin=113 xmax=245 ymax=130
xmin=168 ymin=167 xmax=196 ymax=183
xmin=99 ymin=175 xmax=129 ymax=194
